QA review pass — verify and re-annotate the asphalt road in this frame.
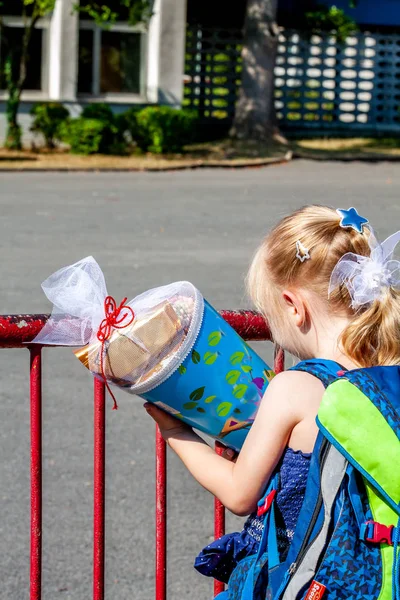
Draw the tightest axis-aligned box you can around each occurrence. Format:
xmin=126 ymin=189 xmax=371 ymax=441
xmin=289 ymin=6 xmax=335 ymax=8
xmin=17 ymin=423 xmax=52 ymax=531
xmin=0 ymin=161 xmax=399 ymax=600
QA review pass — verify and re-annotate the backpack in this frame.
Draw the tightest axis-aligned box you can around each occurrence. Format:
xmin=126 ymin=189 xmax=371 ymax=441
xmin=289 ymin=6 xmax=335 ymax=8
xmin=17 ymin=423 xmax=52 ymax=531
xmin=216 ymin=359 xmax=400 ymax=600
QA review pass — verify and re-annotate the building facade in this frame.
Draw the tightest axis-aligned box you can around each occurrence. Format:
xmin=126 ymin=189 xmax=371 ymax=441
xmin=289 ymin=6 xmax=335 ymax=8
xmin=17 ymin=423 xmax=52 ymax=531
xmin=0 ymin=0 xmax=187 ymax=143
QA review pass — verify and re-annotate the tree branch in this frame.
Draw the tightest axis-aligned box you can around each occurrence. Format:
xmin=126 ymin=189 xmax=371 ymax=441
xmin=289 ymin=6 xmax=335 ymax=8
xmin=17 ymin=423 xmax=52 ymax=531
xmin=18 ymin=3 xmax=40 ymax=91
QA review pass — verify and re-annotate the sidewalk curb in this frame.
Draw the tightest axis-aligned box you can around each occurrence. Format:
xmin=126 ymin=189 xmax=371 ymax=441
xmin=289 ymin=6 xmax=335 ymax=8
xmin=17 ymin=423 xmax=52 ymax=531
xmin=0 ymin=152 xmax=293 ymax=173
xmin=293 ymin=150 xmax=400 ymax=162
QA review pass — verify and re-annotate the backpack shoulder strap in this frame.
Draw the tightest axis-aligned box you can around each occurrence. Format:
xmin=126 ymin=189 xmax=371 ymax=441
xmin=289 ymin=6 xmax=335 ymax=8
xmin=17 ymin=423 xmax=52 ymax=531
xmin=290 ymin=358 xmax=345 ymax=388
xmin=317 ymin=366 xmax=400 ymax=516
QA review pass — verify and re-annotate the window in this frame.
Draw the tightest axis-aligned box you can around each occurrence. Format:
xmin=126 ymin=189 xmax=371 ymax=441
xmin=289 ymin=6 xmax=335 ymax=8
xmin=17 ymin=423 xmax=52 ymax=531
xmin=78 ymin=23 xmax=145 ymax=97
xmin=100 ymin=31 xmax=141 ymax=93
xmin=78 ymin=29 xmax=94 ymax=94
xmin=0 ymin=20 xmax=47 ymax=92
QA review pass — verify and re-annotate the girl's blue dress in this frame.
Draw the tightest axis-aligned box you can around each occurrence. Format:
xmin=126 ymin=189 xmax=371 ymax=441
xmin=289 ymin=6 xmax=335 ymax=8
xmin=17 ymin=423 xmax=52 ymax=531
xmin=194 ymin=447 xmax=311 ymax=583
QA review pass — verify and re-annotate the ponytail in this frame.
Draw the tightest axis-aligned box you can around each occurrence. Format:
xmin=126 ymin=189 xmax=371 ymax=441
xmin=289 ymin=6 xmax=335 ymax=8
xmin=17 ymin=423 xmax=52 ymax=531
xmin=341 ymin=289 xmax=400 ymax=367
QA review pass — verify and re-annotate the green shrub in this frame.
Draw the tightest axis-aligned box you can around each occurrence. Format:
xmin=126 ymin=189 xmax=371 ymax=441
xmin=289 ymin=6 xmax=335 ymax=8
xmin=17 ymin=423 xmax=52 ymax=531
xmin=30 ymin=102 xmax=69 ymax=148
xmin=81 ymin=103 xmax=114 ymax=123
xmin=59 ymin=118 xmax=127 ymax=155
xmin=120 ymin=106 xmax=144 ymax=148
xmin=124 ymin=106 xmax=198 ymax=154
xmin=305 ymin=5 xmax=357 ymax=42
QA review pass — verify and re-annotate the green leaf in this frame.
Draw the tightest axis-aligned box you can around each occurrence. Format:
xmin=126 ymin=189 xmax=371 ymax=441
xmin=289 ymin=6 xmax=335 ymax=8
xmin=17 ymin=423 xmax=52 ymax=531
xmin=230 ymin=351 xmax=245 ymax=365
xmin=226 ymin=370 xmax=240 ymax=385
xmin=178 ymin=365 xmax=187 ymax=375
xmin=216 ymin=402 xmax=233 ymax=417
xmin=191 ymin=349 xmax=201 ymax=364
xmin=204 ymin=395 xmax=217 ymax=404
xmin=183 ymin=402 xmax=197 ymax=410
xmin=263 ymin=369 xmax=276 ymax=382
xmin=204 ymin=351 xmax=218 ymax=365
xmin=233 ymin=384 xmax=248 ymax=399
xmin=241 ymin=365 xmax=253 ymax=373
xmin=189 ymin=386 xmax=205 ymax=401
xmin=196 ymin=407 xmax=206 ymax=413
xmin=208 ymin=331 xmax=222 ymax=346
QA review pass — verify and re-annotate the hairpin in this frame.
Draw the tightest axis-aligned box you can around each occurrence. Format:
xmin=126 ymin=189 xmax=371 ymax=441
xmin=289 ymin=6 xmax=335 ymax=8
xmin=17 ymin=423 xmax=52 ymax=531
xmin=336 ymin=207 xmax=369 ymax=234
xmin=296 ymin=241 xmax=310 ymax=263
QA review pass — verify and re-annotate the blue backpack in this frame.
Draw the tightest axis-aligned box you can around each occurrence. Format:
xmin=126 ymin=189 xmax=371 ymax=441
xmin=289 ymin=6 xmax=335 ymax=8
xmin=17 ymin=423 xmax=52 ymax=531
xmin=216 ymin=359 xmax=400 ymax=600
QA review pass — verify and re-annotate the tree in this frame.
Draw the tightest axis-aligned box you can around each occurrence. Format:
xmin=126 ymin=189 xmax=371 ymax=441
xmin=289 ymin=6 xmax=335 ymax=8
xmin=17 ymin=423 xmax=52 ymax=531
xmin=230 ymin=0 xmax=280 ymax=142
xmin=0 ymin=1 xmax=56 ymax=149
xmin=0 ymin=0 xmax=152 ymax=150
xmin=230 ymin=0 xmax=358 ymax=143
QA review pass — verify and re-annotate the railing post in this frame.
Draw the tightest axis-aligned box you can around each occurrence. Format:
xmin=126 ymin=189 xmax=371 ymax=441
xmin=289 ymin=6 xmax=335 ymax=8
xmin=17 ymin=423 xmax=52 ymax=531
xmin=274 ymin=346 xmax=285 ymax=374
xmin=214 ymin=442 xmax=226 ymax=597
xmin=93 ymin=379 xmax=106 ymax=600
xmin=30 ymin=345 xmax=43 ymax=600
xmin=156 ymin=426 xmax=167 ymax=600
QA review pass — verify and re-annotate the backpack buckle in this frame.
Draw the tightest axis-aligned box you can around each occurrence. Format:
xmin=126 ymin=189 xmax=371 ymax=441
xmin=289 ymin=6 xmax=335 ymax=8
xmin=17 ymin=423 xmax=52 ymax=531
xmin=362 ymin=521 xmax=394 ymax=545
xmin=257 ymin=490 xmax=277 ymax=517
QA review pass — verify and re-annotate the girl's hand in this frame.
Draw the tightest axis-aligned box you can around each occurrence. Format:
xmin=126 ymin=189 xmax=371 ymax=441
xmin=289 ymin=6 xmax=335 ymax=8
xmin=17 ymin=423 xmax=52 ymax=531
xmin=144 ymin=402 xmax=191 ymax=442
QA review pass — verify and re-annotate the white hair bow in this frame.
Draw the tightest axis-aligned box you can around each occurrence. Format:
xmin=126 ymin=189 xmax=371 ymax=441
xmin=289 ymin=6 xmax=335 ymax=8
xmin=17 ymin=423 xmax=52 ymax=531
xmin=329 ymin=229 xmax=400 ymax=308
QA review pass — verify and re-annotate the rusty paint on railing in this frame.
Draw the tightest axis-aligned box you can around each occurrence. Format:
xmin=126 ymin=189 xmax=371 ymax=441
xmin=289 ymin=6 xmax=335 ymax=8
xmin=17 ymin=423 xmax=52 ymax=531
xmin=0 ymin=315 xmax=49 ymax=348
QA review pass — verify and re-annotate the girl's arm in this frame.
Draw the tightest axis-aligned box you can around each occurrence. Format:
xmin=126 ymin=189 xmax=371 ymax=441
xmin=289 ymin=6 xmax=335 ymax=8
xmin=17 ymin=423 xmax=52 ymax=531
xmin=145 ymin=370 xmax=323 ymax=516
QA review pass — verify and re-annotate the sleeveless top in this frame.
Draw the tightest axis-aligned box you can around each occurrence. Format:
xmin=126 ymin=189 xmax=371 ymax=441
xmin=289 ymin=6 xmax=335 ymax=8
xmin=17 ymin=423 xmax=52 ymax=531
xmin=243 ymin=447 xmax=311 ymax=553
xmin=194 ymin=446 xmax=311 ymax=583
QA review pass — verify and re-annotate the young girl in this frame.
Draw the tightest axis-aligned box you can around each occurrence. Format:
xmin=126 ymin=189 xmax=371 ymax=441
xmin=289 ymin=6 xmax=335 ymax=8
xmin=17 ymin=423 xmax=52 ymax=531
xmin=144 ymin=205 xmax=400 ymax=589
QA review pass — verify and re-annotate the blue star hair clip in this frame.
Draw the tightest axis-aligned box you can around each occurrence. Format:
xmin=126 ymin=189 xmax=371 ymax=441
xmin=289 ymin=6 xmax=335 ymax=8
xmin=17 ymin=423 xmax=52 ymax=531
xmin=336 ymin=207 xmax=369 ymax=234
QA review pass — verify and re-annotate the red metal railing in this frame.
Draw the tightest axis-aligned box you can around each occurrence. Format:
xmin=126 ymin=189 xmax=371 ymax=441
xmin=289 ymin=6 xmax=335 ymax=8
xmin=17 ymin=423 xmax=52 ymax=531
xmin=0 ymin=311 xmax=280 ymax=600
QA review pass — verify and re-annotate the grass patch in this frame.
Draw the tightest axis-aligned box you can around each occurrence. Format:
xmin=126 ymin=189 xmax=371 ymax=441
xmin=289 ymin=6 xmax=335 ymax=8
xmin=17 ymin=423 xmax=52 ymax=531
xmin=293 ymin=137 xmax=400 ymax=158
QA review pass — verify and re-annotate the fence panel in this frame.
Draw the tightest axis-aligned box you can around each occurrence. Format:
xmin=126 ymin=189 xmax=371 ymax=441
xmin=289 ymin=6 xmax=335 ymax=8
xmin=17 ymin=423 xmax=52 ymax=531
xmin=0 ymin=310 xmax=276 ymax=600
xmin=184 ymin=25 xmax=400 ymax=134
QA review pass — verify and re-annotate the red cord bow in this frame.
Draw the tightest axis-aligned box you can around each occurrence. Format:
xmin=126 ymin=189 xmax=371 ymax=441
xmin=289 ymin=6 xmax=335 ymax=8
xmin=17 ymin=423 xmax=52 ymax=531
xmin=96 ymin=296 xmax=135 ymax=410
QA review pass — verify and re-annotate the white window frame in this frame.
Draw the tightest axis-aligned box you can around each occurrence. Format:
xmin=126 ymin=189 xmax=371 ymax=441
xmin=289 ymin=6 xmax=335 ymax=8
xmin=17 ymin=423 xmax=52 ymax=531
xmin=0 ymin=16 xmax=50 ymax=100
xmin=78 ymin=20 xmax=147 ymax=102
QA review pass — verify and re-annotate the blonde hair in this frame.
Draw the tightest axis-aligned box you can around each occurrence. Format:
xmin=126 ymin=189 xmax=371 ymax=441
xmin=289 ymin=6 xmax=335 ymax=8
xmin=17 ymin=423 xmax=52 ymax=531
xmin=247 ymin=205 xmax=400 ymax=367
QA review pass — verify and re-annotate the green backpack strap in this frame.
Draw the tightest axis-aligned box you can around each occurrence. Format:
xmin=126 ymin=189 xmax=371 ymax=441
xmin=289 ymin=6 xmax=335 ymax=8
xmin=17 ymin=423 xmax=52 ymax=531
xmin=317 ymin=378 xmax=400 ymax=514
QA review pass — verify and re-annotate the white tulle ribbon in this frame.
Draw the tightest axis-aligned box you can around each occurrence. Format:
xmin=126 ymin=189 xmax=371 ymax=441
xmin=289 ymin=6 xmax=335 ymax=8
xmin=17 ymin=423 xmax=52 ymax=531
xmin=329 ymin=230 xmax=400 ymax=308
xmin=32 ymin=256 xmax=110 ymax=346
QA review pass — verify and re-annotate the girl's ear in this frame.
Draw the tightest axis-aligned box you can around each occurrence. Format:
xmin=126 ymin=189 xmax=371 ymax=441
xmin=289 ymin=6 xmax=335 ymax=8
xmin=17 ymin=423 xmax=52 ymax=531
xmin=282 ymin=290 xmax=308 ymax=330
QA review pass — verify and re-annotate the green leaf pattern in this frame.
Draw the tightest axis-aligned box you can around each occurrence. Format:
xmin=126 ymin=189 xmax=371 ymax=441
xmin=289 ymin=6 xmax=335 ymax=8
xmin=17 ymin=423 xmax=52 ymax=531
xmin=216 ymin=402 xmax=233 ymax=417
xmin=204 ymin=395 xmax=216 ymax=404
xmin=208 ymin=331 xmax=222 ymax=346
xmin=191 ymin=349 xmax=201 ymax=364
xmin=189 ymin=387 xmax=205 ymax=401
xmin=183 ymin=402 xmax=198 ymax=410
xmin=233 ymin=384 xmax=248 ymax=399
xmin=226 ymin=370 xmax=240 ymax=385
xmin=229 ymin=351 xmax=245 ymax=365
xmin=204 ymin=351 xmax=218 ymax=365
xmin=183 ymin=335 xmax=265 ymax=419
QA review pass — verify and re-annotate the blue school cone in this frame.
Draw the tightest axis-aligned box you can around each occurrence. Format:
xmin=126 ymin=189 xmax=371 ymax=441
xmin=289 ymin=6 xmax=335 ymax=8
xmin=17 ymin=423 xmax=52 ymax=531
xmin=138 ymin=297 xmax=274 ymax=452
